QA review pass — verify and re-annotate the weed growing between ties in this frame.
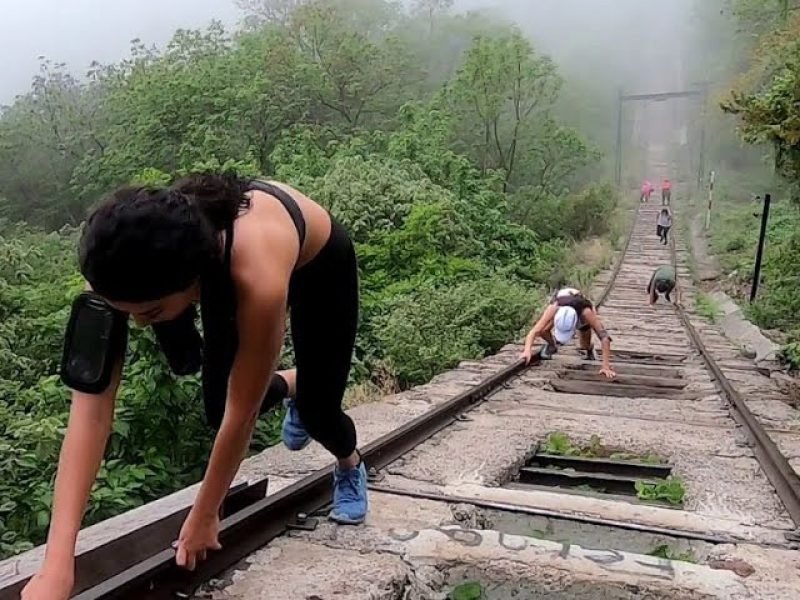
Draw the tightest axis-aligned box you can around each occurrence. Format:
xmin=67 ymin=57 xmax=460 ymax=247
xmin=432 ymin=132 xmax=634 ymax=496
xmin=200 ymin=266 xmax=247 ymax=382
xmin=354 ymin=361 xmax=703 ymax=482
xmin=541 ymin=432 xmax=665 ymax=464
xmin=648 ymin=544 xmax=697 ymax=563
xmin=449 ymin=582 xmax=484 ymax=600
xmin=635 ymin=477 xmax=686 ymax=506
xmin=695 ymin=292 xmax=723 ymax=323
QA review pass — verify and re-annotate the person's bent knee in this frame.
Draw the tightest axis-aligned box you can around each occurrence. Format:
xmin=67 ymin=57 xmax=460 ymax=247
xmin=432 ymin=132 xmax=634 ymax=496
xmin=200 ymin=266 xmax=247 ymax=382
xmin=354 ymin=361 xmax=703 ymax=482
xmin=298 ymin=406 xmax=356 ymax=458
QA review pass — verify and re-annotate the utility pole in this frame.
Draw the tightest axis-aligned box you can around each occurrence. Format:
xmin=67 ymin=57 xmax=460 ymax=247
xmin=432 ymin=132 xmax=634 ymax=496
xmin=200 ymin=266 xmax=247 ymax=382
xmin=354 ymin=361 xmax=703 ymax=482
xmin=750 ymin=193 xmax=772 ymax=303
xmin=705 ymin=170 xmax=715 ymax=231
xmin=697 ymin=82 xmax=709 ymax=191
xmin=615 ymin=89 xmax=623 ymax=187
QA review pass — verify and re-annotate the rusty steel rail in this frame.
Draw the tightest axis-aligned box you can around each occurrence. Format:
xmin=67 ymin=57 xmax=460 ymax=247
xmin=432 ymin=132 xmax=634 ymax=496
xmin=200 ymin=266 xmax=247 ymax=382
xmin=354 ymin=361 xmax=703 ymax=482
xmin=668 ymin=236 xmax=800 ymax=536
xmin=596 ymin=203 xmax=638 ymax=309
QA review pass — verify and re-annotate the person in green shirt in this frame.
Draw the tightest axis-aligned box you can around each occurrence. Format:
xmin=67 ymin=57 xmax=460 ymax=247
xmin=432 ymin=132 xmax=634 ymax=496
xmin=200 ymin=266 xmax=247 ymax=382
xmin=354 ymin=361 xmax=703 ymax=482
xmin=647 ymin=265 xmax=680 ymax=306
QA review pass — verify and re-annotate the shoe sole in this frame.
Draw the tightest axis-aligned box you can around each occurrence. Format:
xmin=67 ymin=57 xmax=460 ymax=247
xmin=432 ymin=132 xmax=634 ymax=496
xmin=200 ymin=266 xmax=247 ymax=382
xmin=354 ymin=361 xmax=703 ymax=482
xmin=329 ymin=512 xmax=366 ymax=525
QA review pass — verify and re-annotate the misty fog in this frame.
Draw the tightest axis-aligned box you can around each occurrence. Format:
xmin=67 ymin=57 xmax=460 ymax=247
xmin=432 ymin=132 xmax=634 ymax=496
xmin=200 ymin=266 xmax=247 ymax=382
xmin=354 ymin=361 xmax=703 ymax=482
xmin=1 ymin=0 xmax=697 ymax=105
xmin=0 ymin=0 xmax=240 ymax=103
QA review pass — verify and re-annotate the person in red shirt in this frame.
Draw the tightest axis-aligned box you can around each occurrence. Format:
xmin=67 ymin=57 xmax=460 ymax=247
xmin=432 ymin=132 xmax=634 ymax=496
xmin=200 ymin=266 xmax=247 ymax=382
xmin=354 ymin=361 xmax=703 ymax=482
xmin=661 ymin=178 xmax=672 ymax=205
xmin=640 ymin=180 xmax=653 ymax=203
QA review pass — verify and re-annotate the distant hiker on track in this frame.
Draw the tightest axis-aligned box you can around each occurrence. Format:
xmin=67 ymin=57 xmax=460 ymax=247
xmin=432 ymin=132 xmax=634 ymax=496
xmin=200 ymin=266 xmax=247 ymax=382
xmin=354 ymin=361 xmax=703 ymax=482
xmin=640 ymin=180 xmax=653 ymax=203
xmin=661 ymin=178 xmax=672 ymax=205
xmin=520 ymin=287 xmax=616 ymax=379
xmin=22 ymin=174 xmax=367 ymax=600
xmin=648 ymin=264 xmax=680 ymax=307
xmin=656 ymin=207 xmax=672 ymax=245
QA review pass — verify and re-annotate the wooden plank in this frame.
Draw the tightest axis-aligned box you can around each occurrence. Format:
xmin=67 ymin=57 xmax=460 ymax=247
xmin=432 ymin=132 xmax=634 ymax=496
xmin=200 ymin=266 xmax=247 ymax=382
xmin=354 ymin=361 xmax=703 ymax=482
xmin=530 ymin=454 xmax=673 ymax=479
xmin=601 ymin=348 xmax=688 ymax=362
xmin=550 ymin=379 xmax=687 ymax=399
xmin=565 ymin=363 xmax=683 ymax=379
xmin=560 ymin=370 xmax=687 ymax=389
xmin=518 ymin=466 xmax=653 ymax=495
xmin=598 ymin=354 xmax=686 ymax=367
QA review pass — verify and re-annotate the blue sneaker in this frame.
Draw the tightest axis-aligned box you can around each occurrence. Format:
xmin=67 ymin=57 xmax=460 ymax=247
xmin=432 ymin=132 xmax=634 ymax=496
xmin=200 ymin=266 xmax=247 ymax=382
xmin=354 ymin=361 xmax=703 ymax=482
xmin=282 ymin=398 xmax=311 ymax=451
xmin=329 ymin=461 xmax=368 ymax=525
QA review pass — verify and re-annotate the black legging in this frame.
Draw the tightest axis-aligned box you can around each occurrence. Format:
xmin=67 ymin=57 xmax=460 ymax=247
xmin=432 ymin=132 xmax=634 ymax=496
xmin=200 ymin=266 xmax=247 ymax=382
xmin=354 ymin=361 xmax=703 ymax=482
xmin=202 ymin=216 xmax=358 ymax=459
xmin=286 ymin=216 xmax=359 ymax=458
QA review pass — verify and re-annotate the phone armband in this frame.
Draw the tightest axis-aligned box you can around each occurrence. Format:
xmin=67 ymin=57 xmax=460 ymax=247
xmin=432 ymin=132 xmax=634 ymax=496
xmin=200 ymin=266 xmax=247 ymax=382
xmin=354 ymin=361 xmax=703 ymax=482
xmin=60 ymin=293 xmax=128 ymax=394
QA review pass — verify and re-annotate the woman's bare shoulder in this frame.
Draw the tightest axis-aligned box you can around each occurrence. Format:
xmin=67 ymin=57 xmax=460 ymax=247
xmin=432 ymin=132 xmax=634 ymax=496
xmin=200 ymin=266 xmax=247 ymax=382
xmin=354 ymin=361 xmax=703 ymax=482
xmin=263 ymin=180 xmax=310 ymax=200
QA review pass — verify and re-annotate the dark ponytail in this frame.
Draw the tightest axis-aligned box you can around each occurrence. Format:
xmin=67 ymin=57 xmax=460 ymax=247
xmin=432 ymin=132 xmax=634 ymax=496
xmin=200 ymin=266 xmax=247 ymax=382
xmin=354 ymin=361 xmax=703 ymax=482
xmin=171 ymin=172 xmax=252 ymax=231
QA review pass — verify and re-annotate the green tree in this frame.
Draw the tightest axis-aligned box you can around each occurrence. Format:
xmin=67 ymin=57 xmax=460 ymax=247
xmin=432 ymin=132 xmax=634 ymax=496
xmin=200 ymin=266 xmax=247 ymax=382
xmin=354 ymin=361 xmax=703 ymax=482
xmin=287 ymin=0 xmax=417 ymax=128
xmin=0 ymin=60 xmax=105 ymax=226
xmin=721 ymin=15 xmax=800 ymax=199
xmin=447 ymin=30 xmax=562 ymax=188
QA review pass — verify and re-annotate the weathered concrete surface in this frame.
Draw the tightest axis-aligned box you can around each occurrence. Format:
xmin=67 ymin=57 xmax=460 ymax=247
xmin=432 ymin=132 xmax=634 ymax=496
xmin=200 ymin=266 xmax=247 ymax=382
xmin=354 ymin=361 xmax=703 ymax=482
xmin=211 ymin=540 xmax=409 ymax=600
xmin=209 ymin=493 xmax=797 ymax=600
xmin=371 ymin=480 xmax=791 ymax=545
xmin=709 ymin=290 xmax=780 ymax=364
xmin=382 ymin=402 xmax=792 ymax=532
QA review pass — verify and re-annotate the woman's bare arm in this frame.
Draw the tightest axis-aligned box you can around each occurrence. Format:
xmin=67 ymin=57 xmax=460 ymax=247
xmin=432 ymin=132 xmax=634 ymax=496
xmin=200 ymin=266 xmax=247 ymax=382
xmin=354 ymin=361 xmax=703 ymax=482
xmin=189 ymin=220 xmax=294 ymax=521
xmin=523 ymin=303 xmax=558 ymax=354
xmin=582 ymin=310 xmax=614 ymax=376
xmin=189 ymin=281 xmax=286 ymax=519
xmin=41 ymin=362 xmax=123 ymax=570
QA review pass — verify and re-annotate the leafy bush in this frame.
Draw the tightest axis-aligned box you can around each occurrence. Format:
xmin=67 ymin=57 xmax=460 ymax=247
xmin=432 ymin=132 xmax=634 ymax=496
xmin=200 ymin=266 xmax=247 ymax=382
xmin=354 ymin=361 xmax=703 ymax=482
xmin=377 ymin=277 xmax=540 ymax=386
xmin=778 ymin=340 xmax=800 ymax=371
xmin=509 ymin=182 xmax=618 ymax=243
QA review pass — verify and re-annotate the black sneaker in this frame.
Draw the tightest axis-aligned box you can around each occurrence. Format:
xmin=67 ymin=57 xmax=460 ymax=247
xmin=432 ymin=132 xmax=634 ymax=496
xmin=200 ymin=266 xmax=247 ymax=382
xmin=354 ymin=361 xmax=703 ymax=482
xmin=538 ymin=343 xmax=558 ymax=360
xmin=584 ymin=345 xmax=597 ymax=361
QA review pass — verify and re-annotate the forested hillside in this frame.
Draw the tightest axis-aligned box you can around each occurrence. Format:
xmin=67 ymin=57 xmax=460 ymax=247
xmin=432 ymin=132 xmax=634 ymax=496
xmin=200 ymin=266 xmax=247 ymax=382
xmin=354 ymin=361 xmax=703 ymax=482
xmin=683 ymin=0 xmax=800 ymax=367
xmin=0 ymin=0 xmax=622 ymax=558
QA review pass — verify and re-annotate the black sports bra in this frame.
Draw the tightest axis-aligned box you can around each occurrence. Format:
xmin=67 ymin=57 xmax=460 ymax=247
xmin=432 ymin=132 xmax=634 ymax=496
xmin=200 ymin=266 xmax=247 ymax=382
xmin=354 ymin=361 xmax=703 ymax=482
xmin=246 ymin=180 xmax=306 ymax=249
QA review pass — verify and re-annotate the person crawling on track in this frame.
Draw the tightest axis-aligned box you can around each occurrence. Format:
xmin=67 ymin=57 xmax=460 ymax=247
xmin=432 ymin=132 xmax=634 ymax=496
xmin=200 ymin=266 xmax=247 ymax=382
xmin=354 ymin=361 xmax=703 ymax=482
xmin=648 ymin=264 xmax=681 ymax=307
xmin=22 ymin=174 xmax=367 ymax=600
xmin=520 ymin=287 xmax=616 ymax=379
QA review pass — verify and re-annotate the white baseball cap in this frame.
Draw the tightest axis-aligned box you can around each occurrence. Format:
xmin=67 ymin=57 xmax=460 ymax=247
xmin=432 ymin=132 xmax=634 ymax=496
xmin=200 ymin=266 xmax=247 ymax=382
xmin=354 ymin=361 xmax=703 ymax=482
xmin=553 ymin=306 xmax=578 ymax=344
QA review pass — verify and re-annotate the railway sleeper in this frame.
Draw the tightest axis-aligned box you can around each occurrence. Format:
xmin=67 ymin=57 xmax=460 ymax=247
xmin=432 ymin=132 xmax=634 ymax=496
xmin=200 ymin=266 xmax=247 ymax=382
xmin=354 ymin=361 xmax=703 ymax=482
xmin=549 ymin=379 xmax=693 ymax=400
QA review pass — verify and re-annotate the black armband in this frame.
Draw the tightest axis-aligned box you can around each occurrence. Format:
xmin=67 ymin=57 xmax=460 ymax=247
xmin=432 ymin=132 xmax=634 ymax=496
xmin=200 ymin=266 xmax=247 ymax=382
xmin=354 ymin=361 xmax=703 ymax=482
xmin=60 ymin=293 xmax=128 ymax=394
xmin=152 ymin=305 xmax=203 ymax=376
xmin=596 ymin=328 xmax=612 ymax=341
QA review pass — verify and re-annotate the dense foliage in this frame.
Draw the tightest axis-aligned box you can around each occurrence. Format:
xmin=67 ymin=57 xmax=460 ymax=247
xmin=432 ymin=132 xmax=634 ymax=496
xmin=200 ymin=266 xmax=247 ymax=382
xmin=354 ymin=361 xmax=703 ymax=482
xmin=0 ymin=0 xmax=618 ymax=558
xmin=685 ymin=0 xmax=800 ymax=367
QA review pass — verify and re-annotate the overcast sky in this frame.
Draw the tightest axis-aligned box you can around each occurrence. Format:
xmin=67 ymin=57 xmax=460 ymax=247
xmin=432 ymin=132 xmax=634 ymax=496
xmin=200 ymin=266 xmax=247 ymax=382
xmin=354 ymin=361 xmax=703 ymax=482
xmin=0 ymin=0 xmax=239 ymax=103
xmin=0 ymin=0 xmax=690 ymax=105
